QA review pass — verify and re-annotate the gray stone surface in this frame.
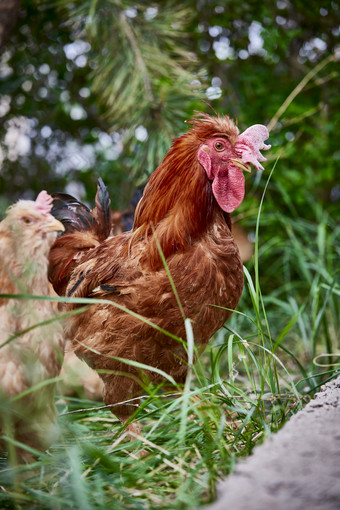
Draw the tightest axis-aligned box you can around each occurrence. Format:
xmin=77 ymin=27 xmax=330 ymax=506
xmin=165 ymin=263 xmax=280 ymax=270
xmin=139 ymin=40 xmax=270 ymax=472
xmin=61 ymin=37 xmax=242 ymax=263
xmin=207 ymin=375 xmax=340 ymax=510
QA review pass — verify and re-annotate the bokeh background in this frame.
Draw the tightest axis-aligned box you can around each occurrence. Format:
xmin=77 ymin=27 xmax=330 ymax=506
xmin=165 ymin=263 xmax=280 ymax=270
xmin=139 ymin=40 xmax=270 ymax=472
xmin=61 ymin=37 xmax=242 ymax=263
xmin=0 ymin=0 xmax=339 ymax=217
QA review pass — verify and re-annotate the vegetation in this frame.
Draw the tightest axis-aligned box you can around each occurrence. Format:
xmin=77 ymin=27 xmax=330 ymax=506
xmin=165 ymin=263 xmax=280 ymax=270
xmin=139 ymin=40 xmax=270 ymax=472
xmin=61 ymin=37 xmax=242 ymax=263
xmin=0 ymin=0 xmax=339 ymax=508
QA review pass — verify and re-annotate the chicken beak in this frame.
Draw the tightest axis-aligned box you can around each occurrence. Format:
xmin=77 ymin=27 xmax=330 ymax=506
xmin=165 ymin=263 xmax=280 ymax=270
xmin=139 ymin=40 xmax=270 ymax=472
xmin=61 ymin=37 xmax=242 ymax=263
xmin=230 ymin=158 xmax=252 ymax=173
xmin=48 ymin=217 xmax=65 ymax=232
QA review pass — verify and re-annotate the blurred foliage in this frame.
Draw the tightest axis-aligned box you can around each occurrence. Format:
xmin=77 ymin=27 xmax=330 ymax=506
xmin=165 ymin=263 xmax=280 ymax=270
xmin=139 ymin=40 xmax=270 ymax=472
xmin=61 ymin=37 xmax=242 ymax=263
xmin=0 ymin=0 xmax=339 ymax=219
xmin=0 ymin=0 xmax=204 ymax=209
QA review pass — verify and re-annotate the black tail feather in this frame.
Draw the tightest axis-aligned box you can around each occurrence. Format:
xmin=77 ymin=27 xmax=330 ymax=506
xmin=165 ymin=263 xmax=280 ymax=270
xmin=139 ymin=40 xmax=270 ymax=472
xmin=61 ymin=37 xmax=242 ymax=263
xmin=51 ymin=193 xmax=96 ymax=234
xmin=51 ymin=179 xmax=141 ymax=239
xmin=51 ymin=178 xmax=112 ymax=239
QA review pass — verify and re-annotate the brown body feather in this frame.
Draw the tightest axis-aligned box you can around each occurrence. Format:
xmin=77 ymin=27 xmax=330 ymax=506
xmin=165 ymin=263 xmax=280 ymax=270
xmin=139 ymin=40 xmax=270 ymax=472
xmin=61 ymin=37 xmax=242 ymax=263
xmin=49 ymin=114 xmax=245 ymax=423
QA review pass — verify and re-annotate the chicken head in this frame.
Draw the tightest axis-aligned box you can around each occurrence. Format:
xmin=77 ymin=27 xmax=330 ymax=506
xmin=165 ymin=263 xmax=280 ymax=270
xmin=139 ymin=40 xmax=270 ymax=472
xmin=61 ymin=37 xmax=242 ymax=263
xmin=197 ymin=125 xmax=270 ymax=213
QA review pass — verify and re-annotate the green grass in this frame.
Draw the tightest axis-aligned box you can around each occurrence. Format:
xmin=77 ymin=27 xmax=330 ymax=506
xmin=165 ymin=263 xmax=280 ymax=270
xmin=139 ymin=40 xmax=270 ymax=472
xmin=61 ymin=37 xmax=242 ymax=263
xmin=0 ymin=178 xmax=339 ymax=509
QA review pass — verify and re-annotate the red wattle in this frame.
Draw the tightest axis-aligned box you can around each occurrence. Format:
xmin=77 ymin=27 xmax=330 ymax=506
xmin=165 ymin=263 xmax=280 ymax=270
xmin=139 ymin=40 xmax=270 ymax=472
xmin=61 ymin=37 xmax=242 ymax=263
xmin=212 ymin=166 xmax=245 ymax=213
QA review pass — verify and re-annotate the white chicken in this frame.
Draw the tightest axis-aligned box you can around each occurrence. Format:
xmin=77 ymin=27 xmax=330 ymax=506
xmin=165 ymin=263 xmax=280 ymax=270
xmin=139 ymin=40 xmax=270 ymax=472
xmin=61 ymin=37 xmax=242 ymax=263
xmin=0 ymin=191 xmax=65 ymax=462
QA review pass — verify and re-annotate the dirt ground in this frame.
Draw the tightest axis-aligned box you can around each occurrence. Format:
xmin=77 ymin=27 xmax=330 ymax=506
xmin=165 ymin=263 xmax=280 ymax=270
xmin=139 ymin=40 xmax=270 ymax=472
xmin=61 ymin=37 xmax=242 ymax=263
xmin=206 ymin=375 xmax=340 ymax=510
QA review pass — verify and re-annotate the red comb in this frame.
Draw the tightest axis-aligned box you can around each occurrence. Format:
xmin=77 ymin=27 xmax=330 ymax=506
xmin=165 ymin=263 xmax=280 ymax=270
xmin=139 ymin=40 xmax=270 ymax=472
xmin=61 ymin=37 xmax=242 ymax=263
xmin=35 ymin=190 xmax=53 ymax=215
xmin=235 ymin=124 xmax=271 ymax=171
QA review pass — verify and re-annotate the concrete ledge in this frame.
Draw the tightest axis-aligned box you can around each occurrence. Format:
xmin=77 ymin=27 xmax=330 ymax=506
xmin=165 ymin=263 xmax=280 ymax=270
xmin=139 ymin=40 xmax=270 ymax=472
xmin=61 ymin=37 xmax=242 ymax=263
xmin=206 ymin=375 xmax=340 ymax=510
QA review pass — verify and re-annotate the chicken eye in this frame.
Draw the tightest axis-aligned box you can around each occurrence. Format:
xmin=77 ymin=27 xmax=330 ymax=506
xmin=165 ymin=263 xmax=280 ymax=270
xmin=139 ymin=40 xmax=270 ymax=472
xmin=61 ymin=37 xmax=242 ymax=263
xmin=22 ymin=217 xmax=32 ymax=224
xmin=214 ymin=141 xmax=225 ymax=152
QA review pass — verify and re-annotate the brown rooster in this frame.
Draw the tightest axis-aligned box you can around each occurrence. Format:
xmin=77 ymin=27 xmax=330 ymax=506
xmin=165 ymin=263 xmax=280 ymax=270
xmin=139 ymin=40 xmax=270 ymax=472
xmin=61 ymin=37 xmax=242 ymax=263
xmin=0 ymin=191 xmax=65 ymax=462
xmin=60 ymin=185 xmax=253 ymax=401
xmin=49 ymin=113 xmax=270 ymax=436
